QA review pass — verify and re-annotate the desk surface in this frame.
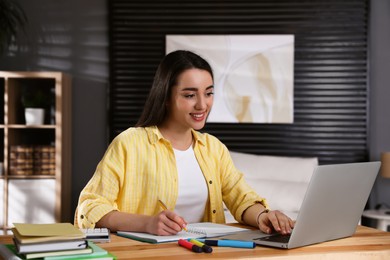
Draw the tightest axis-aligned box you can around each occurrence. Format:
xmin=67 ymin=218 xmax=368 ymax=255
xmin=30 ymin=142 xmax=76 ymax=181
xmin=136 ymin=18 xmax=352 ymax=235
xmin=1 ymin=226 xmax=390 ymax=259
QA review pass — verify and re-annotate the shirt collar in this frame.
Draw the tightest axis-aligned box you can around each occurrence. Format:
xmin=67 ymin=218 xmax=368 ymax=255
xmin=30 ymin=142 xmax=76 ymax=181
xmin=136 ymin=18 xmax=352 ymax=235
xmin=145 ymin=126 xmax=206 ymax=147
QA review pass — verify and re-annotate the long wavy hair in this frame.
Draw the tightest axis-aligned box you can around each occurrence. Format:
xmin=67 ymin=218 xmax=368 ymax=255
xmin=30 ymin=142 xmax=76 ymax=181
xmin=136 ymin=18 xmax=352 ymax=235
xmin=136 ymin=50 xmax=213 ymax=127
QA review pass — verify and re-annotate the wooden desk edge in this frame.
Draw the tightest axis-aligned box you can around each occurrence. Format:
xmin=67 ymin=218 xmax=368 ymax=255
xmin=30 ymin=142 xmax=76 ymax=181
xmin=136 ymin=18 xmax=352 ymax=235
xmin=0 ymin=226 xmax=389 ymax=260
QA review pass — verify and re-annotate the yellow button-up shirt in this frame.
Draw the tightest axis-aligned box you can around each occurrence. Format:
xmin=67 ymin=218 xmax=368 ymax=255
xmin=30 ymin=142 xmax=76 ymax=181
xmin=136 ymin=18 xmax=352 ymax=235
xmin=75 ymin=126 xmax=267 ymax=228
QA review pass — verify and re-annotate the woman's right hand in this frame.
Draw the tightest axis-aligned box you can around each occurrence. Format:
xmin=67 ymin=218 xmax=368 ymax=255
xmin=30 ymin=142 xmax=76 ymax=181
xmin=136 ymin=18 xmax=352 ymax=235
xmin=147 ymin=210 xmax=187 ymax=235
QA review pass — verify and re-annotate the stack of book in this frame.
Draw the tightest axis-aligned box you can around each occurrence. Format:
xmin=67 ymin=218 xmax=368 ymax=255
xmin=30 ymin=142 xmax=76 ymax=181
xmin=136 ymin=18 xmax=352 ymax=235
xmin=33 ymin=145 xmax=56 ymax=175
xmin=0 ymin=223 xmax=115 ymax=259
xmin=9 ymin=145 xmax=34 ymax=175
xmin=9 ymin=145 xmax=56 ymax=176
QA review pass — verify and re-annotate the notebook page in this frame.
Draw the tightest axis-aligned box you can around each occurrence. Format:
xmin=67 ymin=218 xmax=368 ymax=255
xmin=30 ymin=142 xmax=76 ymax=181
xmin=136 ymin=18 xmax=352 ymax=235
xmin=116 ymin=222 xmax=249 ymax=243
xmin=186 ymin=222 xmax=249 ymax=237
xmin=116 ymin=229 xmax=204 ymax=243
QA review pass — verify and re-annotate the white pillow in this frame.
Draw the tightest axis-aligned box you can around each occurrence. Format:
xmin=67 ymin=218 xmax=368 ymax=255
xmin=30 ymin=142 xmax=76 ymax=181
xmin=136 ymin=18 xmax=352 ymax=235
xmin=229 ymin=151 xmax=318 ymax=218
xmin=230 ymin=151 xmax=317 ymax=183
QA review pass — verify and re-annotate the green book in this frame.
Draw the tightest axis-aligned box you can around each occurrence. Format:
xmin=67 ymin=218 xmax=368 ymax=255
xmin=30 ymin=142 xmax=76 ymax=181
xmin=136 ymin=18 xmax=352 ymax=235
xmin=44 ymin=242 xmax=115 ymax=260
xmin=24 ymin=247 xmax=92 ymax=259
xmin=0 ymin=243 xmax=115 ymax=260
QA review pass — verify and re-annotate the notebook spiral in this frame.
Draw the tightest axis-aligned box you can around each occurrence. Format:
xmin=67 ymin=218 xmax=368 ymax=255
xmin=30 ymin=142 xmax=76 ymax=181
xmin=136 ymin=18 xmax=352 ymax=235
xmin=185 ymin=227 xmax=208 ymax=236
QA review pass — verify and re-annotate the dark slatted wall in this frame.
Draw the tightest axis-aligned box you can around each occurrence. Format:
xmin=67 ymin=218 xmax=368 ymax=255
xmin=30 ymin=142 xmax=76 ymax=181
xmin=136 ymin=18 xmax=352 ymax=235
xmin=108 ymin=0 xmax=369 ymax=164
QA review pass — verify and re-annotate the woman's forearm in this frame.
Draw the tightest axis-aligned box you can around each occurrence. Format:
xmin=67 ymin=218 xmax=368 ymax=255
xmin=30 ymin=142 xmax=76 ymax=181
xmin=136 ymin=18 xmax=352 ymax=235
xmin=242 ymin=203 xmax=267 ymax=227
xmin=96 ymin=211 xmax=152 ymax=232
xmin=95 ymin=209 xmax=187 ymax=235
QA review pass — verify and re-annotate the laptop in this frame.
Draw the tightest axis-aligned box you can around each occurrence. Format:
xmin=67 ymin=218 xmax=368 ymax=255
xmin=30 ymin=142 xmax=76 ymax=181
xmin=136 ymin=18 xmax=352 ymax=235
xmin=221 ymin=161 xmax=381 ymax=249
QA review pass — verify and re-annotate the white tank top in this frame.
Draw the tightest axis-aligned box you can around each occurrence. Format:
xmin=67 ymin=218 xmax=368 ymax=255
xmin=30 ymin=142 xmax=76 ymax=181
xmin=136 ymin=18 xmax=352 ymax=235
xmin=173 ymin=145 xmax=208 ymax=223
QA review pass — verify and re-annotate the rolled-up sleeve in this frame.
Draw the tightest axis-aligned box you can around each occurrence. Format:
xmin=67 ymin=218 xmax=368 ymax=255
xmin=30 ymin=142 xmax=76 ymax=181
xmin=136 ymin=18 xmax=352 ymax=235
xmin=219 ymin=144 xmax=268 ymax=223
xmin=74 ymin=126 xmax=180 ymax=228
xmin=75 ymin=137 xmax=125 ymax=228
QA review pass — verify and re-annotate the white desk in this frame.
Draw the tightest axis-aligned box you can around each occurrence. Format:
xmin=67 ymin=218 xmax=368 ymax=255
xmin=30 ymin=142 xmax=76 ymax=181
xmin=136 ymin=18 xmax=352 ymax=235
xmin=363 ymin=209 xmax=390 ymax=231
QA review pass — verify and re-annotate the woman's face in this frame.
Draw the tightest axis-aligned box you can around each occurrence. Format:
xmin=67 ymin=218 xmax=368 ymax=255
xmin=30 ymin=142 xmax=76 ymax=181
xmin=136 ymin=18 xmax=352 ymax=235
xmin=166 ymin=68 xmax=214 ymax=131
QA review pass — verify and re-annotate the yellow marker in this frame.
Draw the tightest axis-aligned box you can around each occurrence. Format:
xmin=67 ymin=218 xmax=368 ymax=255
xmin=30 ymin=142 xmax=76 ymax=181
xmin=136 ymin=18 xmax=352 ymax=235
xmin=189 ymin=239 xmax=213 ymax=253
xmin=158 ymin=199 xmax=188 ymax=231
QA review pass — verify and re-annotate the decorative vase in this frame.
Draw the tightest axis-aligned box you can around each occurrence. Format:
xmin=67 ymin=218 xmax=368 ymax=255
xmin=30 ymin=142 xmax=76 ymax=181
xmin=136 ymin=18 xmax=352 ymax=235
xmin=25 ymin=108 xmax=45 ymax=125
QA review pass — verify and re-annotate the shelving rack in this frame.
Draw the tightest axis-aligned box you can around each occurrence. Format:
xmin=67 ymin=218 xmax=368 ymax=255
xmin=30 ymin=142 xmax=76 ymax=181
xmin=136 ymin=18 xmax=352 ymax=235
xmin=0 ymin=71 xmax=71 ymax=234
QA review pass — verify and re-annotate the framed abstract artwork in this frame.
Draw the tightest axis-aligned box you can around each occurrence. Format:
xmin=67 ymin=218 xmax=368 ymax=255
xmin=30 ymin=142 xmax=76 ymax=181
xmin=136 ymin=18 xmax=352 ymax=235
xmin=166 ymin=35 xmax=294 ymax=123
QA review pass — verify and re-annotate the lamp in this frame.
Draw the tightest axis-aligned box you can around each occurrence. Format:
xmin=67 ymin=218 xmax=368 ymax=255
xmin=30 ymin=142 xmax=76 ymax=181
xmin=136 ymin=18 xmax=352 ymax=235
xmin=381 ymin=152 xmax=390 ymax=179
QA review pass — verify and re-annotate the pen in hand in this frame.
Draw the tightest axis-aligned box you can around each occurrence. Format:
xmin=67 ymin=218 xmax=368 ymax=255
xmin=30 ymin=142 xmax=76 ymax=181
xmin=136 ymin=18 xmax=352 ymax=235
xmin=158 ymin=199 xmax=188 ymax=231
xmin=158 ymin=199 xmax=168 ymax=211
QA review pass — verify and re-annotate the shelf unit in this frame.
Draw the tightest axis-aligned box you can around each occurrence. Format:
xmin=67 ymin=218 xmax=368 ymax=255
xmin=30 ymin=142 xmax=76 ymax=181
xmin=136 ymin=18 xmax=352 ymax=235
xmin=0 ymin=71 xmax=71 ymax=234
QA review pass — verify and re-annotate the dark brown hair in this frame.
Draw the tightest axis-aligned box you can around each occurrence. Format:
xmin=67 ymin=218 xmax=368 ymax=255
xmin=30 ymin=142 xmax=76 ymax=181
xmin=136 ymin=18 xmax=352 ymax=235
xmin=136 ymin=50 xmax=213 ymax=127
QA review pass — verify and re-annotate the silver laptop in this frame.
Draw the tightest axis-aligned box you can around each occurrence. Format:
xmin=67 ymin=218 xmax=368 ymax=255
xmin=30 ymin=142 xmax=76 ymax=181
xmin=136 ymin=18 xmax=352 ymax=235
xmin=221 ymin=161 xmax=381 ymax=249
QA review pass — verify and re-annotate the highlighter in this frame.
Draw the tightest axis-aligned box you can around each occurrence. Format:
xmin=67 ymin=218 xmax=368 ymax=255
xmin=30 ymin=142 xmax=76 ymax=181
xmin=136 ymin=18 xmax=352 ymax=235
xmin=178 ymin=239 xmax=203 ymax=253
xmin=197 ymin=239 xmax=256 ymax=249
xmin=189 ymin=239 xmax=213 ymax=253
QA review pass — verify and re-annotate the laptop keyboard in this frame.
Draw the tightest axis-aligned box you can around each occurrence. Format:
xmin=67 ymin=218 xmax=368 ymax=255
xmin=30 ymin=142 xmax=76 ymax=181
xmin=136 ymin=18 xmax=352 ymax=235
xmin=255 ymin=234 xmax=291 ymax=243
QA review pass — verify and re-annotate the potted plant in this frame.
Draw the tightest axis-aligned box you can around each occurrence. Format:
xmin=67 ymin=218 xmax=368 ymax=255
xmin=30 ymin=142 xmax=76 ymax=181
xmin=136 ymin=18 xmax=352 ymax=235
xmin=21 ymin=86 xmax=51 ymax=125
xmin=0 ymin=0 xmax=27 ymax=55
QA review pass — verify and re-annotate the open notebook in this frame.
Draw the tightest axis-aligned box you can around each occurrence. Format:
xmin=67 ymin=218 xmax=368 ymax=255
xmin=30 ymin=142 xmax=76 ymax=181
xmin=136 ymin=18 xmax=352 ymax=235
xmin=116 ymin=222 xmax=249 ymax=243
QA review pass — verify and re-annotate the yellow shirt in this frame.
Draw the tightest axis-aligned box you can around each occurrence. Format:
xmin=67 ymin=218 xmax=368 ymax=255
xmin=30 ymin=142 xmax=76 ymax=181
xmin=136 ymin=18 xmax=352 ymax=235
xmin=75 ymin=126 xmax=267 ymax=228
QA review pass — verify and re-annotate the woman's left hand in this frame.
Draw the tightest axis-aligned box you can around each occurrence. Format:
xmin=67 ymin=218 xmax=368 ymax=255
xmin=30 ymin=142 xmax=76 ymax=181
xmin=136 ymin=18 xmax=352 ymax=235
xmin=257 ymin=210 xmax=295 ymax=235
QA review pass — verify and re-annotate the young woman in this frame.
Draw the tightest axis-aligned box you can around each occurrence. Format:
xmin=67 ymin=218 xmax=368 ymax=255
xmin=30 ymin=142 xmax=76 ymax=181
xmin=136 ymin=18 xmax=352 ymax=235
xmin=75 ymin=50 xmax=294 ymax=236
